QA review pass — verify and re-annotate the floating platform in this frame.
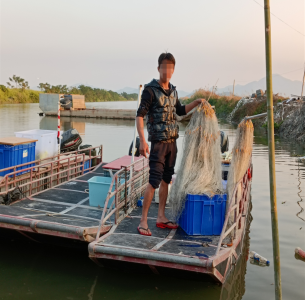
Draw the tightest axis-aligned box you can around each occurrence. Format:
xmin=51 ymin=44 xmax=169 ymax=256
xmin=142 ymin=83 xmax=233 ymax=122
xmin=0 ymin=162 xmax=110 ymax=243
xmin=44 ymin=108 xmax=137 ymax=120
xmin=0 ymin=153 xmax=253 ymax=284
xmin=87 ymin=159 xmax=253 ymax=283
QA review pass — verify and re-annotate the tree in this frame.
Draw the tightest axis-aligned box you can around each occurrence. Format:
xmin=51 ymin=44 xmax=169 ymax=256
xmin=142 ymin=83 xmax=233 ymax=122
xmin=20 ymin=81 xmax=30 ymax=91
xmin=7 ymin=75 xmax=29 ymax=90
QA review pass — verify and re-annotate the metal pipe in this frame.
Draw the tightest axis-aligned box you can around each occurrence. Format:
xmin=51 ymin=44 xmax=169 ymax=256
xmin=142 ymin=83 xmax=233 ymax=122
xmin=244 ymin=112 xmax=267 ymax=120
xmin=301 ymin=64 xmax=305 ymax=99
xmin=57 ymin=98 xmax=61 ymax=155
xmin=264 ymin=1 xmax=282 ymax=299
xmin=91 ymin=244 xmax=211 ymax=269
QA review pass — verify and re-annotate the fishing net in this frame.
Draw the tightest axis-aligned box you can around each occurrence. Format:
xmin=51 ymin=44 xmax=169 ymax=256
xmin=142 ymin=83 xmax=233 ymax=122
xmin=226 ymin=119 xmax=254 ymax=214
xmin=169 ymin=101 xmax=223 ymax=220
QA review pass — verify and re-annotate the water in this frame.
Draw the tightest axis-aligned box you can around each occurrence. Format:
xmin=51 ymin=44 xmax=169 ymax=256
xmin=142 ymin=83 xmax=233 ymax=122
xmin=0 ymin=103 xmax=304 ymax=300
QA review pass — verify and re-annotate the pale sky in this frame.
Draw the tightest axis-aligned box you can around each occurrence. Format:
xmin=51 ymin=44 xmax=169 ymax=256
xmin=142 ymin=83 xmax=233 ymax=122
xmin=0 ymin=0 xmax=304 ymax=92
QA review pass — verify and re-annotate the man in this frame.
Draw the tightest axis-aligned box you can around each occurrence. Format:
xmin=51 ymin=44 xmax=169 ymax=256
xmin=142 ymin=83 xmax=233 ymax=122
xmin=136 ymin=52 xmax=204 ymax=236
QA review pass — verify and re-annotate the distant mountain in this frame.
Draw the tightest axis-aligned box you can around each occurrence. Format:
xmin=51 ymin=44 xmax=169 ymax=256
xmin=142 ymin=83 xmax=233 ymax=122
xmin=177 ymin=90 xmax=191 ymax=97
xmin=116 ymin=87 xmax=139 ymax=94
xmin=217 ymin=74 xmax=303 ymax=97
xmin=116 ymin=87 xmax=191 ymax=98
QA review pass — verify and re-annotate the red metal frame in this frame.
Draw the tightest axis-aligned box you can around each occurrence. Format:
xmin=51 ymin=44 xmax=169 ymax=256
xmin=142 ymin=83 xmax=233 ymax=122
xmin=89 ymin=159 xmax=253 ymax=283
xmin=0 ymin=145 xmax=103 ymax=198
xmin=95 ymin=157 xmax=149 ymax=239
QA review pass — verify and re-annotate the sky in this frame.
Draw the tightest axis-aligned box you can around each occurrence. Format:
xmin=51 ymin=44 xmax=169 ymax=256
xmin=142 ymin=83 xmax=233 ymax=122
xmin=0 ymin=0 xmax=304 ymax=92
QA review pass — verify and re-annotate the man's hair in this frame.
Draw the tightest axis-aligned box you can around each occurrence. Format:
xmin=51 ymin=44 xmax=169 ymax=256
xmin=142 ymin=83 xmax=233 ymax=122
xmin=158 ymin=52 xmax=175 ymax=67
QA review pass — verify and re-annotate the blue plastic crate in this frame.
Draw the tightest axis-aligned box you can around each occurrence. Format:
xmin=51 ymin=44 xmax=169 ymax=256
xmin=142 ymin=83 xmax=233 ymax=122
xmin=0 ymin=142 xmax=36 ymax=177
xmin=88 ymin=176 xmax=125 ymax=208
xmin=80 ymin=160 xmax=91 ymax=174
xmin=179 ymin=194 xmax=227 ymax=236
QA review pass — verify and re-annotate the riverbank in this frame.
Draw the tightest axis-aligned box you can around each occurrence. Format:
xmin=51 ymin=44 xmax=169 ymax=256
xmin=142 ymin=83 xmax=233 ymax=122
xmin=0 ymin=86 xmax=137 ymax=104
xmin=0 ymin=88 xmax=40 ymax=104
xmin=182 ymin=88 xmax=241 ymax=117
xmin=183 ymin=90 xmax=305 ymax=145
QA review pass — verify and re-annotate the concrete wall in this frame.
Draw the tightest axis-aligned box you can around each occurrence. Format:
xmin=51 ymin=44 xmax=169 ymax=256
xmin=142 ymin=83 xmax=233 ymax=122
xmin=39 ymin=94 xmax=61 ymax=114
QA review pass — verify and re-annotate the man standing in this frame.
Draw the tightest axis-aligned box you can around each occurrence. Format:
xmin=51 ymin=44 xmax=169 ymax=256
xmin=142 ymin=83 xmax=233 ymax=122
xmin=136 ymin=52 xmax=204 ymax=236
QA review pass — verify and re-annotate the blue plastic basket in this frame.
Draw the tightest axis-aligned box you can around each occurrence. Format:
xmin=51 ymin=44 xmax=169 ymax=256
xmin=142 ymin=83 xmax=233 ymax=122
xmin=88 ymin=176 xmax=125 ymax=208
xmin=179 ymin=194 xmax=227 ymax=236
xmin=80 ymin=160 xmax=91 ymax=174
xmin=0 ymin=142 xmax=36 ymax=177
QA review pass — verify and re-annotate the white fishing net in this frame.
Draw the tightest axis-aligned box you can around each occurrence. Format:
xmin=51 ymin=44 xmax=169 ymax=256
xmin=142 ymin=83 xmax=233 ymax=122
xmin=226 ymin=119 xmax=254 ymax=214
xmin=169 ymin=101 xmax=223 ymax=221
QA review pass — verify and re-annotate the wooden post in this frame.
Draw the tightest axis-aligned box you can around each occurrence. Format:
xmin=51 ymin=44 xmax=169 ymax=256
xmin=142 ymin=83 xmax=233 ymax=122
xmin=264 ymin=1 xmax=282 ymax=299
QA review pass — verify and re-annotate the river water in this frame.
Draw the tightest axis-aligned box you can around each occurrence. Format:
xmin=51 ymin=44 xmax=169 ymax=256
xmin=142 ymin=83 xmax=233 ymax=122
xmin=0 ymin=102 xmax=304 ymax=300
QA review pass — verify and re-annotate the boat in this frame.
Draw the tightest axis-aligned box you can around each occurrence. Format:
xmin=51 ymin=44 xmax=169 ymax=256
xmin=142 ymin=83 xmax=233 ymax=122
xmin=0 ymin=148 xmax=252 ymax=283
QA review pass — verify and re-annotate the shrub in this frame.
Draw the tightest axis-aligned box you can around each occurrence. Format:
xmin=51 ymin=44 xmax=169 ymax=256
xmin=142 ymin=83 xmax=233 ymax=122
xmin=0 ymin=85 xmax=7 ymax=93
xmin=182 ymin=89 xmax=241 ymax=117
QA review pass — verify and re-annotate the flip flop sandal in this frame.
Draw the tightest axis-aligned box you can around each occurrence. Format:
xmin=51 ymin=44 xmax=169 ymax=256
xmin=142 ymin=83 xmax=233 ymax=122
xmin=137 ymin=226 xmax=152 ymax=236
xmin=156 ymin=221 xmax=179 ymax=229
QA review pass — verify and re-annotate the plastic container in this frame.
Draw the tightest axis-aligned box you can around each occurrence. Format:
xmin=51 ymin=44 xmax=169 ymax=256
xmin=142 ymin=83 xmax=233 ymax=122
xmin=137 ymin=196 xmax=144 ymax=207
xmin=0 ymin=142 xmax=36 ymax=177
xmin=15 ymin=130 xmax=58 ymax=160
xmin=222 ymin=163 xmax=230 ymax=180
xmin=295 ymin=247 xmax=305 ymax=259
xmin=249 ymin=251 xmax=270 ymax=265
xmin=249 ymin=257 xmax=269 ymax=267
xmin=88 ymin=176 xmax=124 ymax=208
xmin=179 ymin=194 xmax=227 ymax=236
xmin=80 ymin=160 xmax=91 ymax=174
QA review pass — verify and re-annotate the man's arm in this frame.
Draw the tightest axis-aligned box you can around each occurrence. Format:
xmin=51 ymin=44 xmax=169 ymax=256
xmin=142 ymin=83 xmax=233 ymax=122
xmin=136 ymin=117 xmax=150 ymax=158
xmin=136 ymin=88 xmax=153 ymax=158
xmin=175 ymin=90 xmax=205 ymax=116
xmin=185 ymin=98 xmax=206 ymax=114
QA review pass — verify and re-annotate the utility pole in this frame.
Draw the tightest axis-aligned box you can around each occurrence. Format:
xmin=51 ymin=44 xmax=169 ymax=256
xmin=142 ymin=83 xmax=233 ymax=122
xmin=264 ymin=1 xmax=282 ymax=299
xmin=232 ymin=79 xmax=235 ymax=96
xmin=301 ymin=64 xmax=305 ymax=99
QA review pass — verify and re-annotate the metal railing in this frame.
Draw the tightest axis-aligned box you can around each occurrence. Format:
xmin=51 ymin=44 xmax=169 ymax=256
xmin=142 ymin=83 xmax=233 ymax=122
xmin=95 ymin=157 xmax=149 ymax=240
xmin=215 ymin=161 xmax=252 ymax=255
xmin=0 ymin=145 xmax=103 ymax=198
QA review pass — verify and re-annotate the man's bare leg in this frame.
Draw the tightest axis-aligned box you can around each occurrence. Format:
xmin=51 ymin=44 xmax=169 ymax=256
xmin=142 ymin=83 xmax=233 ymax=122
xmin=157 ymin=180 xmax=170 ymax=223
xmin=138 ymin=183 xmax=155 ymax=235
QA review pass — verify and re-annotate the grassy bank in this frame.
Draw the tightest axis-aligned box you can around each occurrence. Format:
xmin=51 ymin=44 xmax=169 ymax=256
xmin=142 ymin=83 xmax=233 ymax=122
xmin=0 ymin=86 xmax=138 ymax=104
xmin=230 ymin=97 xmax=284 ymax=124
xmin=182 ymin=89 xmax=241 ymax=117
xmin=0 ymin=87 xmax=40 ymax=104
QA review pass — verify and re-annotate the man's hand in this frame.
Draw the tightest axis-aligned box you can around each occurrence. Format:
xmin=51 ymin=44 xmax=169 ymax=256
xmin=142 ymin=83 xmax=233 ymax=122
xmin=194 ymin=98 xmax=206 ymax=106
xmin=139 ymin=140 xmax=150 ymax=158
xmin=185 ymin=98 xmax=206 ymax=114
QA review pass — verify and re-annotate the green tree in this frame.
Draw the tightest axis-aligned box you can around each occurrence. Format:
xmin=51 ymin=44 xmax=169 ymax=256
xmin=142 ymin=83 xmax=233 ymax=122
xmin=20 ymin=80 xmax=30 ymax=91
xmin=7 ymin=75 xmax=27 ymax=89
